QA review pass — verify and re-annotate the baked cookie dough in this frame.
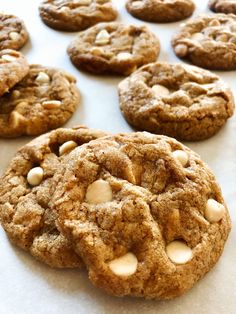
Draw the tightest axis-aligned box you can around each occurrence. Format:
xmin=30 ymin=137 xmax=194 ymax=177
xmin=0 ymin=64 xmax=80 ymax=137
xmin=67 ymin=22 xmax=160 ymax=75
xmin=172 ymin=14 xmax=236 ymax=70
xmin=0 ymin=49 xmax=29 ymax=98
xmin=39 ymin=0 xmax=118 ymax=32
xmin=52 ymin=132 xmax=231 ymax=299
xmin=0 ymin=126 xmax=107 ymax=268
xmin=126 ymin=0 xmax=195 ymax=23
xmin=209 ymin=0 xmax=236 ymax=14
xmin=118 ymin=62 xmax=235 ymax=141
xmin=0 ymin=13 xmax=29 ymax=50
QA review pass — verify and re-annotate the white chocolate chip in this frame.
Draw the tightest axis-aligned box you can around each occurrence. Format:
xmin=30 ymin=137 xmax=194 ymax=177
xmin=1 ymin=54 xmax=17 ymax=62
xmin=209 ymin=19 xmax=221 ymax=27
xmin=172 ymin=150 xmax=189 ymax=167
xmin=166 ymin=241 xmax=192 ymax=265
xmin=35 ymin=72 xmax=50 ymax=84
xmin=59 ymin=6 xmax=70 ymax=13
xmin=38 ymin=86 xmax=49 ymax=94
xmin=205 ymin=199 xmax=225 ymax=223
xmin=59 ymin=140 xmax=78 ymax=156
xmin=108 ymin=253 xmax=138 ymax=276
xmin=231 ymin=23 xmax=236 ymax=32
xmin=203 ymin=40 xmax=216 ymax=50
xmin=203 ymin=27 xmax=215 ymax=37
xmin=27 ymin=167 xmax=44 ymax=186
xmin=77 ymin=0 xmax=92 ymax=5
xmin=9 ymin=31 xmax=20 ymax=41
xmin=42 ymin=100 xmax=61 ymax=109
xmin=216 ymin=34 xmax=228 ymax=42
xmin=86 ymin=179 xmax=112 ymax=204
xmin=230 ymin=36 xmax=236 ymax=44
xmin=11 ymin=90 xmax=20 ymax=99
xmin=174 ymin=44 xmax=188 ymax=57
xmin=132 ymin=1 xmax=144 ymax=9
xmin=95 ymin=29 xmax=110 ymax=45
xmin=191 ymin=32 xmax=205 ymax=41
xmin=15 ymin=101 xmax=28 ymax=112
xmin=9 ymin=176 xmax=22 ymax=186
xmin=152 ymin=84 xmax=170 ymax=97
xmin=10 ymin=111 xmax=26 ymax=129
xmin=117 ymin=52 xmax=132 ymax=61
xmin=91 ymin=47 xmax=104 ymax=56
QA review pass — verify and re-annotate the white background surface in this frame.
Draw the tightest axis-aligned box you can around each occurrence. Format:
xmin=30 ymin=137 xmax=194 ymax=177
xmin=0 ymin=1 xmax=236 ymax=313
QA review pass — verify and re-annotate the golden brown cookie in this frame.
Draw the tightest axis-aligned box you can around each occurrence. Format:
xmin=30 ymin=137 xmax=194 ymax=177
xmin=0 ymin=64 xmax=80 ymax=138
xmin=118 ymin=62 xmax=235 ymax=141
xmin=209 ymin=0 xmax=236 ymax=14
xmin=0 ymin=13 xmax=29 ymax=50
xmin=67 ymin=22 xmax=160 ymax=75
xmin=0 ymin=49 xmax=29 ymax=98
xmin=126 ymin=0 xmax=195 ymax=23
xmin=0 ymin=126 xmax=107 ymax=268
xmin=172 ymin=14 xmax=236 ymax=70
xmin=39 ymin=0 xmax=118 ymax=32
xmin=52 ymin=132 xmax=231 ymax=299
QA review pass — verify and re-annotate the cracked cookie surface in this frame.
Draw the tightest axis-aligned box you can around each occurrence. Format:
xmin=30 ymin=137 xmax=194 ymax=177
xmin=0 ymin=13 xmax=29 ymax=50
xmin=172 ymin=14 xmax=236 ymax=70
xmin=0 ymin=64 xmax=80 ymax=137
xmin=209 ymin=0 xmax=236 ymax=14
xmin=0 ymin=126 xmax=107 ymax=268
xmin=0 ymin=49 xmax=29 ymax=98
xmin=39 ymin=0 xmax=118 ymax=32
xmin=118 ymin=62 xmax=235 ymax=141
xmin=126 ymin=0 xmax=195 ymax=23
xmin=67 ymin=22 xmax=160 ymax=75
xmin=52 ymin=132 xmax=231 ymax=299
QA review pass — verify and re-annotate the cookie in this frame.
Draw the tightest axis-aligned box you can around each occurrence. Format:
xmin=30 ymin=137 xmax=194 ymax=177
xmin=52 ymin=132 xmax=231 ymax=299
xmin=0 ymin=13 xmax=29 ymax=50
xmin=39 ymin=0 xmax=118 ymax=32
xmin=172 ymin=14 xmax=236 ymax=70
xmin=118 ymin=62 xmax=235 ymax=141
xmin=67 ymin=22 xmax=160 ymax=75
xmin=126 ymin=0 xmax=195 ymax=23
xmin=0 ymin=49 xmax=29 ymax=98
xmin=0 ymin=126 xmax=107 ymax=268
xmin=209 ymin=0 xmax=236 ymax=14
xmin=0 ymin=64 xmax=80 ymax=137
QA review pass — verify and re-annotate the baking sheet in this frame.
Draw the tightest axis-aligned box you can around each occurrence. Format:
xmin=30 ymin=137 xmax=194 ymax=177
xmin=0 ymin=1 xmax=236 ymax=313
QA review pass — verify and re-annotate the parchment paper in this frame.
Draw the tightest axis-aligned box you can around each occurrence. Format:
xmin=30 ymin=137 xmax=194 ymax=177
xmin=0 ymin=1 xmax=235 ymax=313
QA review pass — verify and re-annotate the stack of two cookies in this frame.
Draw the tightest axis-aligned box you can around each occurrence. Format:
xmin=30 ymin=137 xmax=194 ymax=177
xmin=0 ymin=49 xmax=80 ymax=138
xmin=0 ymin=125 xmax=231 ymax=299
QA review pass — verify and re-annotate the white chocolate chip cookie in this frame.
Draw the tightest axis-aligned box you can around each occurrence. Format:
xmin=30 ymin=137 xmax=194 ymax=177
xmin=0 ymin=126 xmax=107 ymax=268
xmin=172 ymin=14 xmax=236 ymax=70
xmin=0 ymin=49 xmax=29 ymax=97
xmin=209 ymin=0 xmax=236 ymax=14
xmin=67 ymin=22 xmax=160 ymax=75
xmin=0 ymin=64 xmax=80 ymax=137
xmin=52 ymin=132 xmax=231 ymax=299
xmin=126 ymin=0 xmax=195 ymax=23
xmin=39 ymin=0 xmax=118 ymax=32
xmin=0 ymin=13 xmax=29 ymax=50
xmin=118 ymin=62 xmax=234 ymax=141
